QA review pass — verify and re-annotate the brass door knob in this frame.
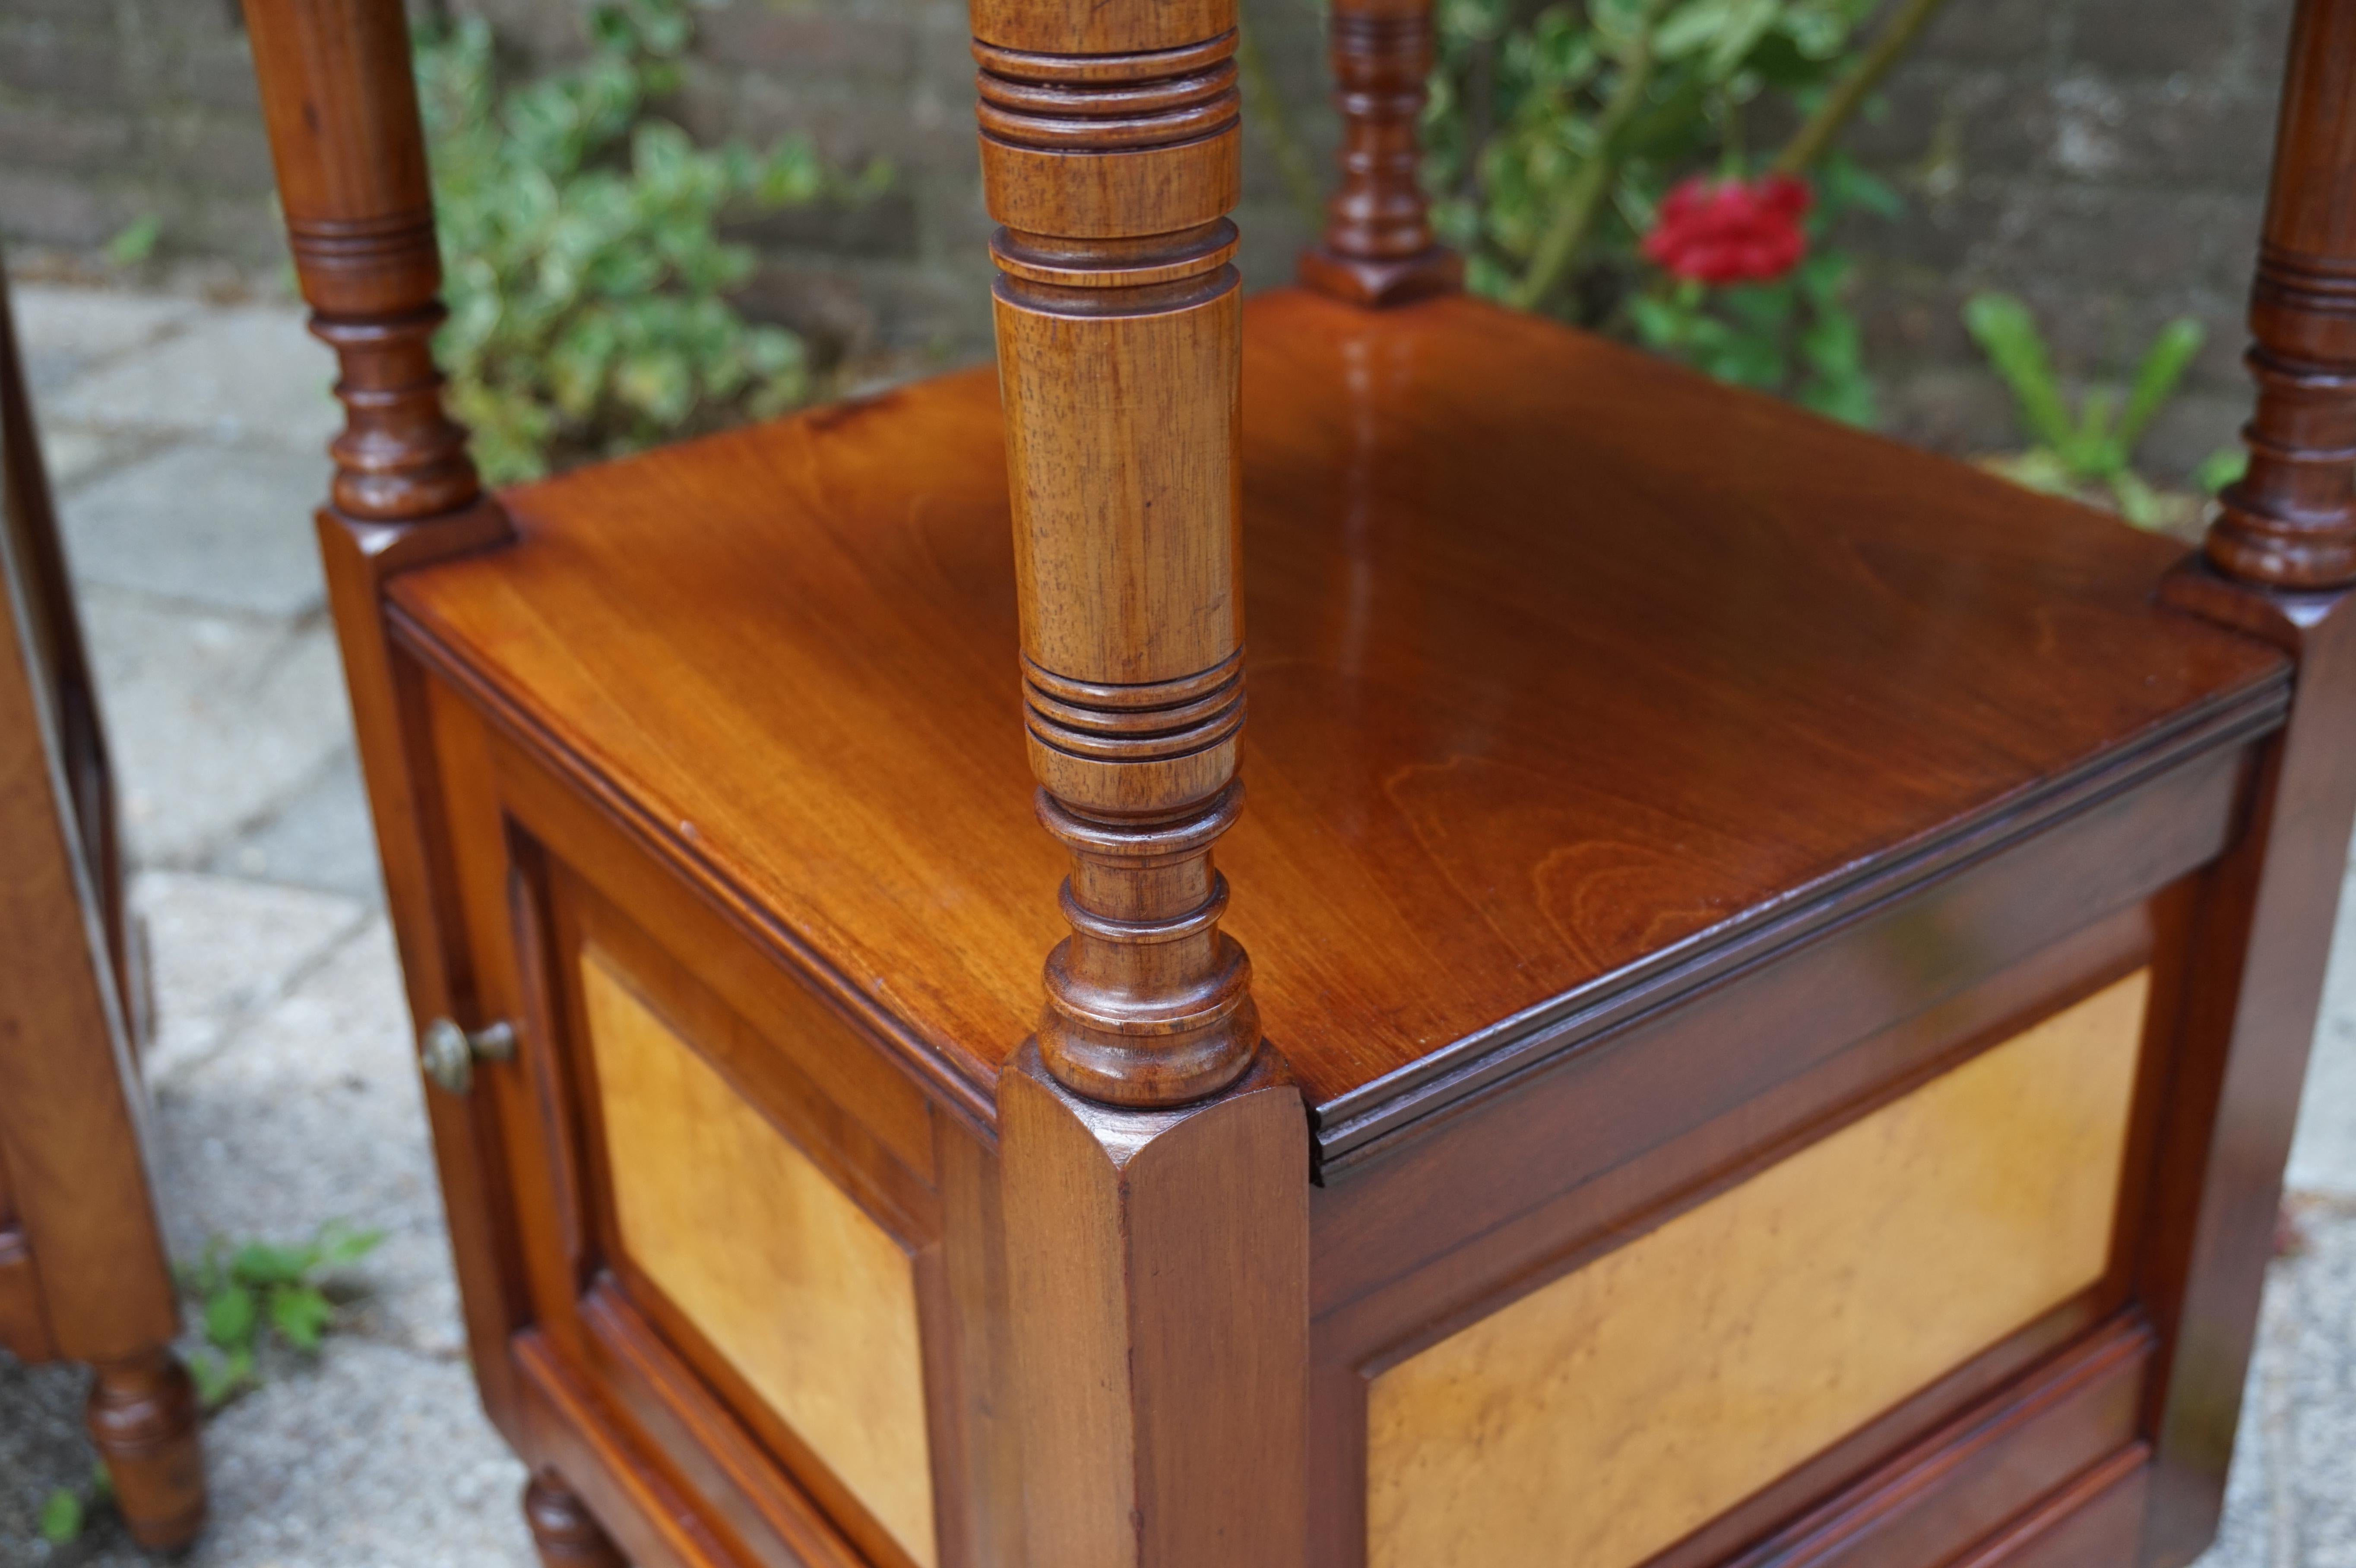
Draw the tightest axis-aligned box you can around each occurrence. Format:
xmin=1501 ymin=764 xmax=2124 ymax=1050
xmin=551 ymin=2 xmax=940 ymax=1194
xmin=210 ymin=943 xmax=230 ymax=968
xmin=418 ymin=1017 xmax=517 ymax=1095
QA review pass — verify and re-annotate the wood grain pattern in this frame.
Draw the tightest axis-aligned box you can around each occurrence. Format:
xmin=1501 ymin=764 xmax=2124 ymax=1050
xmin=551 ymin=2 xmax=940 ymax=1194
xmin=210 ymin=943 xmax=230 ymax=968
xmin=0 ymin=264 xmax=206 ymax=1552
xmin=1362 ymin=971 xmax=2149 ymax=1568
xmin=2140 ymin=3 xmax=2356 ymax=1553
xmin=388 ymin=290 xmax=2285 ymax=1135
xmin=998 ymin=1043 xmax=1309 ymax=1565
xmin=580 ymin=948 xmax=936 ymax=1568
xmin=977 ymin=0 xmax=1268 ymax=1106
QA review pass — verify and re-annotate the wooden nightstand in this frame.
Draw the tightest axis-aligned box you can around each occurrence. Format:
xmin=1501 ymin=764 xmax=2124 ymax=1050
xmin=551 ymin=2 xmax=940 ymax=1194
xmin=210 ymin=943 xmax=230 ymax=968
xmin=239 ymin=1 xmax=2356 ymax=1565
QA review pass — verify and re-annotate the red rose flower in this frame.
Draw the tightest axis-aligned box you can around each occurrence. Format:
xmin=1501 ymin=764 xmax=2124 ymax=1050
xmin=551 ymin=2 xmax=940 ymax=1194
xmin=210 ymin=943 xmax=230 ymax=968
xmin=1641 ymin=174 xmax=1814 ymax=285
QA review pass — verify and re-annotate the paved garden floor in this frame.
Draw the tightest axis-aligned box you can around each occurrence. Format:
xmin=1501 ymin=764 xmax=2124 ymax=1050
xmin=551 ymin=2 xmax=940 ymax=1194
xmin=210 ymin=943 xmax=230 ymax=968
xmin=1 ymin=275 xmax=2351 ymax=1565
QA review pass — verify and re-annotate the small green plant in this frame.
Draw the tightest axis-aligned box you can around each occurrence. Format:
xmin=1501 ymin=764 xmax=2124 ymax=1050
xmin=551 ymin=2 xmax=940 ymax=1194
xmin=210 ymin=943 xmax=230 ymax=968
xmin=104 ymin=214 xmax=162 ymax=268
xmin=180 ymin=1219 xmax=383 ymax=1408
xmin=415 ymin=0 xmax=885 ymax=484
xmin=38 ymin=1466 xmax=110 ymax=1546
xmin=1963 ymin=292 xmax=2207 ymax=529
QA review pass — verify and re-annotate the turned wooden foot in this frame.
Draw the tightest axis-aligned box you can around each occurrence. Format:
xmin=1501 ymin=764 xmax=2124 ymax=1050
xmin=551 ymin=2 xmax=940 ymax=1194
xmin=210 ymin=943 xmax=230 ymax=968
xmin=524 ymin=1476 xmax=627 ymax=1567
xmin=85 ymin=1347 xmax=205 ymax=1551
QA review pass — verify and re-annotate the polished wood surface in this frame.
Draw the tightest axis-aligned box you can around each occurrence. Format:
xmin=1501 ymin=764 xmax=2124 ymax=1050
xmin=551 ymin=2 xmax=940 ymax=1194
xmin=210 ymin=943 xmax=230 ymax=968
xmin=0 ymin=265 xmax=206 ymax=1552
xmin=242 ymin=0 xmax=532 ymax=1482
xmin=1298 ymin=0 xmax=1462 ymax=306
xmin=2140 ymin=0 xmax=2356 ymax=1555
xmin=976 ymin=0 xmax=1265 ymax=1107
xmin=999 ymin=1045 xmax=1308 ymax=1566
xmin=2205 ymin=0 xmax=2356 ymax=588
xmin=244 ymin=0 xmax=485 ymax=523
xmin=390 ymin=289 xmax=2285 ymax=1136
xmin=581 ymin=947 xmax=937 ymax=1568
xmin=246 ymin=0 xmax=2353 ymax=1562
xmin=1363 ymin=970 xmax=2147 ymax=1568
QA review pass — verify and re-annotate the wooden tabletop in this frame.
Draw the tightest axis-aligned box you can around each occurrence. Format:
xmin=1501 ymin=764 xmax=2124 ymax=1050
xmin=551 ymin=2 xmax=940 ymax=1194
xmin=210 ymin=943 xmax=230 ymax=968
xmin=390 ymin=288 xmax=2287 ymax=1141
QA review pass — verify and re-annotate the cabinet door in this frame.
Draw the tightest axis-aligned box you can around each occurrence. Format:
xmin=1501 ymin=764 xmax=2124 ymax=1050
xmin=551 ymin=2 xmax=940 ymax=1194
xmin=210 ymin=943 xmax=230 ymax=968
xmin=417 ymin=670 xmax=1018 ymax=1568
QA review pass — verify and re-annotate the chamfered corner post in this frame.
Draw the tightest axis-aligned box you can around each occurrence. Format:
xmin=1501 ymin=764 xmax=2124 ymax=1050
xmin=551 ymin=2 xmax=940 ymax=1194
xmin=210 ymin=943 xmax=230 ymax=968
xmin=970 ymin=0 xmax=1311 ymax=1558
xmin=1296 ymin=0 xmax=1462 ymax=307
xmin=241 ymin=0 xmax=527 ymax=1435
xmin=2146 ymin=0 xmax=2356 ymax=1559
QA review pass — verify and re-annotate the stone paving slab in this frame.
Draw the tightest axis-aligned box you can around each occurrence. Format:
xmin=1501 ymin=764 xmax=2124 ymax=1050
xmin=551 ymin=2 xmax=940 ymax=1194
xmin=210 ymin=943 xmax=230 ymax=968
xmin=75 ymin=587 xmax=351 ymax=870
xmin=59 ymin=441 xmax=330 ymax=618
xmin=133 ymin=873 xmax=377 ymax=1093
xmin=199 ymin=744 xmax=383 ymax=903
xmin=38 ymin=303 xmax=339 ymax=451
xmin=6 ymin=285 xmax=196 ymax=397
xmin=2290 ymin=861 xmax=2356 ymax=1201
xmin=0 ymin=875 xmax=532 ymax=1568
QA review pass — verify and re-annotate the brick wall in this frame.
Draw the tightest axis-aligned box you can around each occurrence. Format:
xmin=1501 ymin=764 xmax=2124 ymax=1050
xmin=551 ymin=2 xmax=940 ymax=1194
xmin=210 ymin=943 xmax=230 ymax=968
xmin=0 ymin=0 xmax=2299 ymax=477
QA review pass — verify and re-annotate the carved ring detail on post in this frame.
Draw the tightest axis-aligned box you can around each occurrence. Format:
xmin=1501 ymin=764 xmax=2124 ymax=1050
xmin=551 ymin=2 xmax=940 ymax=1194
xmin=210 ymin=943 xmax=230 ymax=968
xmin=2209 ymin=245 xmax=2356 ymax=588
xmin=2202 ymin=0 xmax=2356 ymax=592
xmin=1298 ymin=0 xmax=1462 ymax=307
xmin=976 ymin=14 xmax=1265 ymax=1108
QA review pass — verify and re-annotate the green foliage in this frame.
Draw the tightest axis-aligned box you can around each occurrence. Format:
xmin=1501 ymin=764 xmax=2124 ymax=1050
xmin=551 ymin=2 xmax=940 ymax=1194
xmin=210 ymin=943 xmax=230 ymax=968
xmin=181 ymin=1220 xmax=384 ymax=1408
xmin=35 ymin=1467 xmax=109 ymax=1546
xmin=39 ymin=1486 xmax=83 ymax=1546
xmin=415 ymin=0 xmax=883 ymax=484
xmin=1422 ymin=0 xmax=1933 ymax=421
xmin=105 ymin=215 xmax=163 ymax=268
xmin=1963 ymin=292 xmax=2207 ymax=529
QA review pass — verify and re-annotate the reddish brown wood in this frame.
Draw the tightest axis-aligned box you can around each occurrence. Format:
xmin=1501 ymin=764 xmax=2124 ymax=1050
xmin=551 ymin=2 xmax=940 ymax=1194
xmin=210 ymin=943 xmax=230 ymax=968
xmin=243 ymin=0 xmax=483 ymax=523
xmin=388 ymin=292 xmax=2286 ymax=1137
xmin=240 ymin=3 xmax=2350 ymax=1563
xmin=974 ymin=0 xmax=1264 ymax=1108
xmin=998 ymin=1044 xmax=1308 ymax=1566
xmin=2137 ymin=3 xmax=2356 ymax=1560
xmin=1298 ymin=0 xmax=1463 ymax=307
xmin=86 ymin=1349 xmax=207 ymax=1551
xmin=2205 ymin=0 xmax=2356 ymax=588
xmin=524 ymin=1475 xmax=629 ymax=1568
xmin=242 ymin=0 xmax=530 ymax=1445
xmin=0 ymin=266 xmax=205 ymax=1552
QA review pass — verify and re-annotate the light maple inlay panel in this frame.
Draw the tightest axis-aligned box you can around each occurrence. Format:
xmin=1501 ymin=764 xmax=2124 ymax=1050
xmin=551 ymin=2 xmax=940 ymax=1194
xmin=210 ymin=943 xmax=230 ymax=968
xmin=581 ymin=948 xmax=937 ymax=1567
xmin=1366 ymin=969 xmax=2150 ymax=1568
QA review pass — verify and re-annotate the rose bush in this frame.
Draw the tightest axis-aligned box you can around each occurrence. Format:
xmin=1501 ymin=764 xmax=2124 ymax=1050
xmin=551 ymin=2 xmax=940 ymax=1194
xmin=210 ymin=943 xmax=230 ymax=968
xmin=1641 ymin=174 xmax=1812 ymax=284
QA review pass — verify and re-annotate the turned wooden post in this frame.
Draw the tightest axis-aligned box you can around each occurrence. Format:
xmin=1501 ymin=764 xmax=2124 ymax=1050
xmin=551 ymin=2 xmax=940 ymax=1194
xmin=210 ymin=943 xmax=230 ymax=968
xmin=2205 ymin=0 xmax=2356 ymax=588
xmin=976 ymin=1 xmax=1262 ymax=1108
xmin=244 ymin=0 xmax=487 ymax=531
xmin=1298 ymin=0 xmax=1461 ymax=307
xmin=974 ymin=0 xmax=1311 ymax=1559
xmin=244 ymin=0 xmax=542 ymax=1470
xmin=2148 ymin=0 xmax=2356 ymax=1554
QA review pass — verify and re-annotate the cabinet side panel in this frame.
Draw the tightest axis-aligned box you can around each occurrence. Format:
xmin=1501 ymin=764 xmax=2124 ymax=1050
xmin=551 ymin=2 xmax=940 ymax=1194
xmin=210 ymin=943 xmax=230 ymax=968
xmin=1365 ymin=970 xmax=2149 ymax=1568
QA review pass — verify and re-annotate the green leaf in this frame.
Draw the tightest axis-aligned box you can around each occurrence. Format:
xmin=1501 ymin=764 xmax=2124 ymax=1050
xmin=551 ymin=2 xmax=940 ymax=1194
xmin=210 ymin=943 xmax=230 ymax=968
xmin=205 ymin=1282 xmax=257 ymax=1350
xmin=39 ymin=1488 xmax=83 ymax=1544
xmin=313 ymin=1219 xmax=387 ymax=1269
xmin=188 ymin=1346 xmax=252 ymax=1410
xmin=2117 ymin=316 xmax=2205 ymax=450
xmin=233 ymin=1240 xmax=314 ymax=1288
xmin=1963 ymin=293 xmax=2080 ymax=454
xmin=270 ymin=1284 xmax=336 ymax=1352
xmin=2110 ymin=469 xmax=2165 ymax=529
xmin=106 ymin=214 xmax=163 ymax=266
xmin=2194 ymin=447 xmax=2248 ymax=495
